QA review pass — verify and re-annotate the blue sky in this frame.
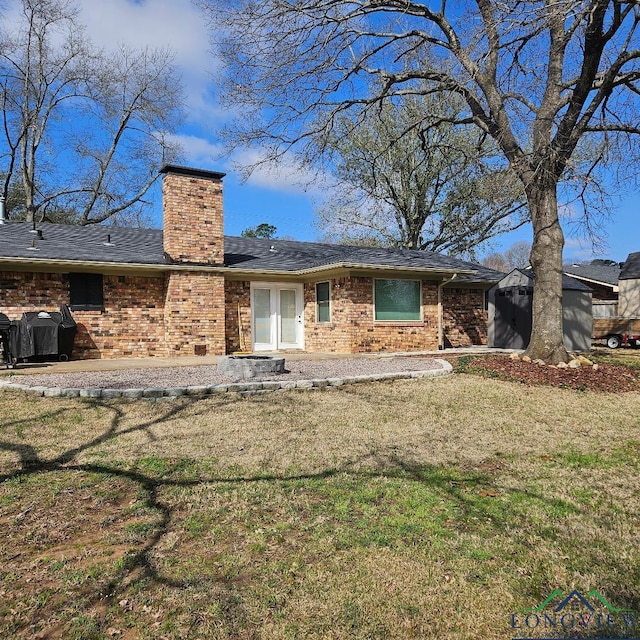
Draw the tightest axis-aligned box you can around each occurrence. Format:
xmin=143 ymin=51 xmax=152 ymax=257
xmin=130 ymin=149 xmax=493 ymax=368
xmin=9 ymin=0 xmax=638 ymax=264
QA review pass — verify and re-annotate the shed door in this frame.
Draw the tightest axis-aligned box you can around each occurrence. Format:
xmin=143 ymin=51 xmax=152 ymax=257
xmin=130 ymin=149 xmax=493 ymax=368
xmin=494 ymin=286 xmax=532 ymax=349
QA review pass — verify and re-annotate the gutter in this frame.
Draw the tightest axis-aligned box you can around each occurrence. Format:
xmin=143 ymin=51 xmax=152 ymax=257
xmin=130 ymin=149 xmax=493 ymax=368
xmin=0 ymin=256 xmax=477 ymax=279
xmin=437 ymin=273 xmax=458 ymax=350
xmin=225 ymin=262 xmax=475 ymax=278
xmin=0 ymin=257 xmax=215 ymax=274
xmin=0 ymin=196 xmax=5 ymax=224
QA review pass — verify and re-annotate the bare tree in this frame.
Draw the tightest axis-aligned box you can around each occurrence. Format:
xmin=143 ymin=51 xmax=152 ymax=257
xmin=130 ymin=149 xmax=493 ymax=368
xmin=205 ymin=0 xmax=640 ymax=362
xmin=482 ymin=240 xmax=532 ymax=272
xmin=315 ymin=92 xmax=527 ymax=258
xmin=0 ymin=0 xmax=183 ymax=226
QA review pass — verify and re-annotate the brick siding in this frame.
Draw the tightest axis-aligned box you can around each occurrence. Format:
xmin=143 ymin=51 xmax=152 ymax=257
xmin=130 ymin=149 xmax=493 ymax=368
xmin=0 ymin=271 xmax=165 ymax=359
xmin=443 ymin=287 xmax=488 ymax=347
xmin=303 ymin=277 xmax=485 ymax=353
xmin=224 ymin=280 xmax=252 ymax=353
xmin=162 ymin=171 xmax=224 ymax=265
xmin=164 ymin=271 xmax=226 ymax=356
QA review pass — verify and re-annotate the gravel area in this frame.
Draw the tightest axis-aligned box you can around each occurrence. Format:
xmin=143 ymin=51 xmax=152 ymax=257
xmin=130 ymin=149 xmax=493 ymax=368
xmin=5 ymin=356 xmax=445 ymax=390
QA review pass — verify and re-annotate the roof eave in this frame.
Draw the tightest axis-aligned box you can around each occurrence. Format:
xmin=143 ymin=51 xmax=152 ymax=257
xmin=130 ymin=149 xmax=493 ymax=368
xmin=0 ymin=257 xmax=222 ymax=273
xmin=0 ymin=257 xmax=489 ymax=281
xmin=224 ymin=261 xmax=478 ymax=278
xmin=563 ymin=272 xmax=619 ymax=292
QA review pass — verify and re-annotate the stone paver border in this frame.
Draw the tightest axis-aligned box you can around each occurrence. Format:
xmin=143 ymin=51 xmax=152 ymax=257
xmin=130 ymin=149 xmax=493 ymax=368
xmin=0 ymin=359 xmax=453 ymax=399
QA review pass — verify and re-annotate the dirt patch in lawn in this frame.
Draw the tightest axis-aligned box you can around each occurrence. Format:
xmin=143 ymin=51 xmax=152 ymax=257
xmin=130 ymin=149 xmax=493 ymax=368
xmin=453 ymin=354 xmax=640 ymax=393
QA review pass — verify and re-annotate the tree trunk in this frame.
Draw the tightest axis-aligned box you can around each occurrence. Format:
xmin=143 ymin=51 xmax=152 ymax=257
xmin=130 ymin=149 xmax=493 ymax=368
xmin=525 ymin=182 xmax=569 ymax=364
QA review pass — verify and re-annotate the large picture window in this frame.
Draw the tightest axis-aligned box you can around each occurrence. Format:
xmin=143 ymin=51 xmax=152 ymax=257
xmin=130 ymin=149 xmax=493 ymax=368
xmin=316 ymin=281 xmax=330 ymax=323
xmin=374 ymin=279 xmax=421 ymax=321
xmin=69 ymin=273 xmax=104 ymax=310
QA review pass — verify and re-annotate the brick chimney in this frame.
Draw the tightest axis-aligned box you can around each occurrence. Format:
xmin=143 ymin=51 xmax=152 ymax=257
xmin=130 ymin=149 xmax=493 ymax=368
xmin=160 ymin=165 xmax=226 ymax=265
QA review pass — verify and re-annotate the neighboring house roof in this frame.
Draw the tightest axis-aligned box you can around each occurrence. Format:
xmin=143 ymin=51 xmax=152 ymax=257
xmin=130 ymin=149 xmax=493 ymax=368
xmin=619 ymin=252 xmax=640 ymax=280
xmin=500 ymin=268 xmax=593 ymax=292
xmin=563 ymin=262 xmax=621 ymax=288
xmin=0 ymin=221 xmax=504 ymax=283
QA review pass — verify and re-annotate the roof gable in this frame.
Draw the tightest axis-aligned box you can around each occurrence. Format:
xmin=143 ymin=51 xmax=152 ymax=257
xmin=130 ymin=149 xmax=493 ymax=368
xmin=563 ymin=262 xmax=621 ymax=287
xmin=620 ymin=252 xmax=640 ymax=280
xmin=496 ymin=268 xmax=592 ymax=291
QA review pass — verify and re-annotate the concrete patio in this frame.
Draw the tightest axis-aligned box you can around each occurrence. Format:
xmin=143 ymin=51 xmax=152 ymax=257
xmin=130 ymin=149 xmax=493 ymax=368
xmin=3 ymin=346 xmax=519 ymax=375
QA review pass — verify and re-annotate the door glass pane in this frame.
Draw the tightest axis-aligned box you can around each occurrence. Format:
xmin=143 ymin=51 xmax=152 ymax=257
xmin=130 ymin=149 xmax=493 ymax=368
xmin=254 ymin=289 xmax=272 ymax=344
xmin=280 ymin=289 xmax=297 ymax=344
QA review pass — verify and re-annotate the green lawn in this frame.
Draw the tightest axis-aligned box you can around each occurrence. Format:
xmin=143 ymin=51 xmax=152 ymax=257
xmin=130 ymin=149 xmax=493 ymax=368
xmin=1 ymin=368 xmax=639 ymax=639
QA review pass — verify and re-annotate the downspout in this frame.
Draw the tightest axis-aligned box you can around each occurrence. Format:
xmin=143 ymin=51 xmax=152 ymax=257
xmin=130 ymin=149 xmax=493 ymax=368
xmin=0 ymin=196 xmax=5 ymax=224
xmin=437 ymin=273 xmax=458 ymax=350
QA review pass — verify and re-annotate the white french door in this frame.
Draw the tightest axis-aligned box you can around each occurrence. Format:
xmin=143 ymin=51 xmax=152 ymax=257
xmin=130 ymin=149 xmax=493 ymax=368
xmin=251 ymin=283 xmax=304 ymax=351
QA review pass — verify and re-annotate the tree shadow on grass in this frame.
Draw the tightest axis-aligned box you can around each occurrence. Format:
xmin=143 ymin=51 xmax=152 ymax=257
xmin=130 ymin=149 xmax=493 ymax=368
xmin=0 ymin=393 xmax=638 ymax=638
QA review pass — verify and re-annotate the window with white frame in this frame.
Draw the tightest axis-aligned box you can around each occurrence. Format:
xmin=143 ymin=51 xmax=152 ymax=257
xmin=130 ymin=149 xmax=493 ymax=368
xmin=374 ymin=279 xmax=421 ymax=321
xmin=316 ymin=281 xmax=330 ymax=323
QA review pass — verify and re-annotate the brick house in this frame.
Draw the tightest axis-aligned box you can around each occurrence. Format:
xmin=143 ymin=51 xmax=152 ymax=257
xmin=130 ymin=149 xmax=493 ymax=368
xmin=0 ymin=165 xmax=503 ymax=360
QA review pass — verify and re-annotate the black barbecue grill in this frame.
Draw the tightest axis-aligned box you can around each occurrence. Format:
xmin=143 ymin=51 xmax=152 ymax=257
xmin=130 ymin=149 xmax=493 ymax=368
xmin=1 ymin=305 xmax=77 ymax=368
xmin=0 ymin=313 xmax=13 ymax=368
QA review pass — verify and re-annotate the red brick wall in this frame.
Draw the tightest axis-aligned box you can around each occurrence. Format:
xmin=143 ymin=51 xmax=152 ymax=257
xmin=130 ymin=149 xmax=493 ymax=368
xmin=164 ymin=271 xmax=226 ymax=356
xmin=224 ymin=280 xmax=252 ymax=353
xmin=158 ymin=167 xmax=228 ymax=357
xmin=303 ymin=279 xmax=351 ymax=353
xmin=303 ymin=277 xmax=441 ymax=353
xmin=1 ymin=271 xmax=488 ymax=359
xmin=442 ymin=287 xmax=488 ymax=347
xmin=0 ymin=271 xmax=166 ymax=359
xmin=162 ymin=171 xmax=224 ymax=265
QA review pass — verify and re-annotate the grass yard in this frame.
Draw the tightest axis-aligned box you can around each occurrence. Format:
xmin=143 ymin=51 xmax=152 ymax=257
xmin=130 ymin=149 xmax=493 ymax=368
xmin=1 ymin=364 xmax=639 ymax=639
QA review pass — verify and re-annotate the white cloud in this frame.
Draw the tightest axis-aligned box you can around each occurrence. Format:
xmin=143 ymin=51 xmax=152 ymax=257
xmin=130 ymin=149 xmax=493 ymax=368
xmin=77 ymin=0 xmax=217 ymax=122
xmin=558 ymin=202 xmax=583 ymax=222
xmin=229 ymin=148 xmax=331 ymax=198
xmin=167 ymin=133 xmax=222 ymax=167
xmin=2 ymin=0 xmax=220 ymax=123
xmin=2 ymin=0 xmax=336 ymax=218
xmin=562 ymin=237 xmax=608 ymax=263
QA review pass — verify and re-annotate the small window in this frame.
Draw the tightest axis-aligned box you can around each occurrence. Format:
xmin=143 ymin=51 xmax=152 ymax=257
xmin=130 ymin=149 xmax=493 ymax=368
xmin=316 ymin=281 xmax=330 ymax=323
xmin=69 ymin=273 xmax=104 ymax=310
xmin=374 ymin=279 xmax=421 ymax=321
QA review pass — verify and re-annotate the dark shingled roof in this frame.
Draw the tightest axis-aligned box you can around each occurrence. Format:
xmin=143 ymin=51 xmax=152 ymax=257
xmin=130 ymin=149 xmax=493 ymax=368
xmin=513 ymin=268 xmax=592 ymax=291
xmin=0 ymin=221 xmax=504 ymax=283
xmin=223 ymin=236 xmax=504 ymax=282
xmin=620 ymin=252 xmax=640 ymax=280
xmin=563 ymin=262 xmax=621 ymax=287
xmin=0 ymin=221 xmax=166 ymax=264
